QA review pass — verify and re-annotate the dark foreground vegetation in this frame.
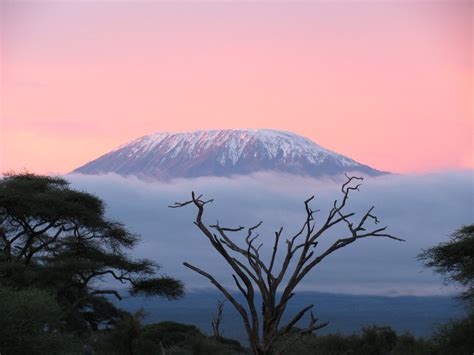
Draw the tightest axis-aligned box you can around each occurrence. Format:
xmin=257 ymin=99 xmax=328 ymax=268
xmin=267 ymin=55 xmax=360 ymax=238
xmin=3 ymin=299 xmax=472 ymax=355
xmin=0 ymin=173 xmax=472 ymax=354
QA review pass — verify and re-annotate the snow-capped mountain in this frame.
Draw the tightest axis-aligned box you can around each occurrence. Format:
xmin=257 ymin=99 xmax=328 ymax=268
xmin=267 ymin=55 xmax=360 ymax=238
xmin=73 ymin=129 xmax=386 ymax=179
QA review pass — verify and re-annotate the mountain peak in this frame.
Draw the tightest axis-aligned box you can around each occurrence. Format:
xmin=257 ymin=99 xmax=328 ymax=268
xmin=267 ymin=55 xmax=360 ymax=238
xmin=74 ymin=129 xmax=385 ymax=179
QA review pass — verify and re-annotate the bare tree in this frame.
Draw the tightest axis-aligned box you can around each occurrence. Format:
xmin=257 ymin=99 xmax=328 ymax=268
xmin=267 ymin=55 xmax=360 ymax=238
xmin=211 ymin=300 xmax=225 ymax=338
xmin=170 ymin=176 xmax=403 ymax=354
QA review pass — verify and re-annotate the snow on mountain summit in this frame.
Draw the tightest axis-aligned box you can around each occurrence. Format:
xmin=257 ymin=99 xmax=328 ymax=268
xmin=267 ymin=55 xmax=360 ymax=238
xmin=117 ymin=129 xmax=352 ymax=166
xmin=74 ymin=129 xmax=385 ymax=179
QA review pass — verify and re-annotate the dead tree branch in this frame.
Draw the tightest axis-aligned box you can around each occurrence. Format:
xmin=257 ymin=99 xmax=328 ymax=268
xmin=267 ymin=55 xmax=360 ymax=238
xmin=211 ymin=300 xmax=225 ymax=338
xmin=171 ymin=176 xmax=403 ymax=354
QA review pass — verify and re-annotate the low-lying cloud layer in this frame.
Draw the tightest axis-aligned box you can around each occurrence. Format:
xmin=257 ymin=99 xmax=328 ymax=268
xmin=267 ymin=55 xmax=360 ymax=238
xmin=67 ymin=171 xmax=473 ymax=297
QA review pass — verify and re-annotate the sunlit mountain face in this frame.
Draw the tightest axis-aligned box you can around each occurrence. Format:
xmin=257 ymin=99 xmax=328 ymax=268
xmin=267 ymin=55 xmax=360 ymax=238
xmin=74 ymin=129 xmax=386 ymax=180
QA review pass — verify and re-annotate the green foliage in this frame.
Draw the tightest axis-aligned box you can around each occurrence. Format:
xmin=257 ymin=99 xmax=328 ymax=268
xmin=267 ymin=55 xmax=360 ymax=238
xmin=91 ymin=318 xmax=474 ymax=355
xmin=141 ymin=321 xmax=204 ymax=348
xmin=0 ymin=173 xmax=103 ymax=229
xmin=210 ymin=336 xmax=246 ymax=352
xmin=419 ymin=224 xmax=474 ymax=303
xmin=273 ymin=326 xmax=435 ymax=355
xmin=184 ymin=335 xmax=246 ymax=355
xmin=93 ymin=310 xmax=148 ymax=355
xmin=0 ymin=173 xmax=184 ymax=334
xmin=357 ymin=326 xmax=397 ymax=354
xmin=431 ymin=313 xmax=474 ymax=355
xmin=131 ymin=277 xmax=185 ymax=299
xmin=389 ymin=332 xmax=435 ymax=355
xmin=93 ymin=317 xmax=247 ymax=355
xmin=416 ymin=224 xmax=474 ymax=354
xmin=0 ymin=287 xmax=81 ymax=355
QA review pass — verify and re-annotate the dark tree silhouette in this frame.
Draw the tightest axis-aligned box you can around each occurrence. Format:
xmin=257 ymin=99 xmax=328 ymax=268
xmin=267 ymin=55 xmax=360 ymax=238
xmin=0 ymin=173 xmax=184 ymax=332
xmin=211 ymin=300 xmax=225 ymax=338
xmin=419 ymin=224 xmax=474 ymax=303
xmin=170 ymin=175 xmax=403 ymax=354
xmin=418 ymin=224 xmax=474 ymax=353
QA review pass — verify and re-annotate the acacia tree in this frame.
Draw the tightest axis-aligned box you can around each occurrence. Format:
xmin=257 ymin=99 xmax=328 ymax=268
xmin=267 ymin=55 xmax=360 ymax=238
xmin=170 ymin=176 xmax=403 ymax=354
xmin=0 ymin=173 xmax=184 ymax=332
xmin=418 ymin=224 xmax=474 ymax=304
xmin=418 ymin=225 xmax=474 ymax=353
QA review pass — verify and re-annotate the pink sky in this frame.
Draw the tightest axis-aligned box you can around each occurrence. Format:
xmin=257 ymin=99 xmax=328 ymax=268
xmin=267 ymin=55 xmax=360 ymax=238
xmin=1 ymin=1 xmax=472 ymax=175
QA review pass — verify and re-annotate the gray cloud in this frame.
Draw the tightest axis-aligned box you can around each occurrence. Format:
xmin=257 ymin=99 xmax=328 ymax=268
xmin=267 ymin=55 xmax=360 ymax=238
xmin=67 ymin=171 xmax=473 ymax=297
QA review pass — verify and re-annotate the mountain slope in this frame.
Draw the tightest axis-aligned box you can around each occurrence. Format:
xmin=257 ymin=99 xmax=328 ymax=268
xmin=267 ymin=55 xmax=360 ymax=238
xmin=73 ymin=129 xmax=385 ymax=179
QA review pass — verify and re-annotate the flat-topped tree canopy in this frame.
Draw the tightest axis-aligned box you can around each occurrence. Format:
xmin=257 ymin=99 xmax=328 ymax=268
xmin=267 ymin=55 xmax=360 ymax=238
xmin=0 ymin=172 xmax=184 ymax=332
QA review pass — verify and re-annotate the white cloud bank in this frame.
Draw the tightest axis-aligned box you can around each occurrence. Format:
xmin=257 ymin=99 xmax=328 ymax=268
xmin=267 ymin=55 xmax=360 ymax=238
xmin=67 ymin=171 xmax=473 ymax=297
